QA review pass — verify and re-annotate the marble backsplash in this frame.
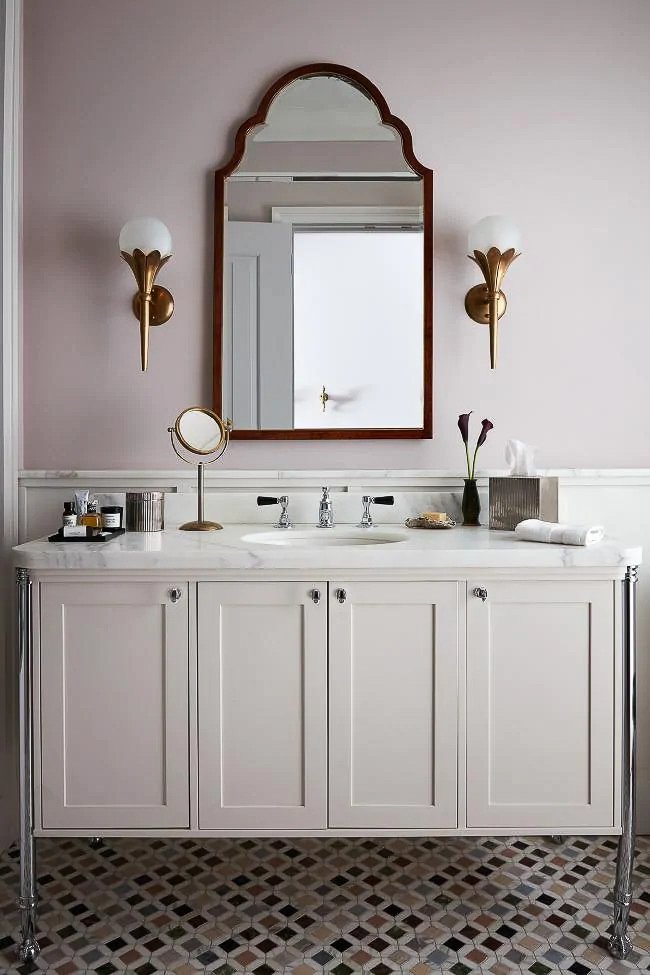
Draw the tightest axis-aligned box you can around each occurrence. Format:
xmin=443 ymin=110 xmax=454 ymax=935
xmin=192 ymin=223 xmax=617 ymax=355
xmin=50 ymin=488 xmax=483 ymax=533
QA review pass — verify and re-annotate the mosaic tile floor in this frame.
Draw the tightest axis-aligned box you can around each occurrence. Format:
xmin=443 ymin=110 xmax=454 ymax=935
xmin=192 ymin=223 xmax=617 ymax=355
xmin=0 ymin=834 xmax=648 ymax=974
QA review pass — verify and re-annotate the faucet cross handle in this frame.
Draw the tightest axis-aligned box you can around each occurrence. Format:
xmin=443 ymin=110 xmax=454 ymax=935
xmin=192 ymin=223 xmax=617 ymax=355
xmin=359 ymin=495 xmax=395 ymax=528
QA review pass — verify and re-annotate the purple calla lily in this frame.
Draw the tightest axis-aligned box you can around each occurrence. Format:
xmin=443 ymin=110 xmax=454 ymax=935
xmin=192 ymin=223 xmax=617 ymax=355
xmin=458 ymin=412 xmax=494 ymax=479
xmin=457 ymin=412 xmax=472 ymax=444
xmin=470 ymin=417 xmax=494 ymax=478
xmin=476 ymin=419 xmax=494 ymax=450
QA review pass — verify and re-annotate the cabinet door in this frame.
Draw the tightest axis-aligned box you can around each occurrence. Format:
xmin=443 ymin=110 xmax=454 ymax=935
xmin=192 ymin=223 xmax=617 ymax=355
xmin=467 ymin=580 xmax=615 ymax=830
xmin=198 ymin=582 xmax=327 ymax=829
xmin=329 ymin=581 xmax=460 ymax=829
xmin=40 ymin=581 xmax=189 ymax=829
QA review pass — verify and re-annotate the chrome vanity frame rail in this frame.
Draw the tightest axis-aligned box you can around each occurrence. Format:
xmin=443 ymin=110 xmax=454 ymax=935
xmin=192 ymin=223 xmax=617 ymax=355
xmin=14 ymin=563 xmax=639 ymax=962
xmin=17 ymin=566 xmax=39 ymax=962
xmin=608 ymin=564 xmax=638 ymax=960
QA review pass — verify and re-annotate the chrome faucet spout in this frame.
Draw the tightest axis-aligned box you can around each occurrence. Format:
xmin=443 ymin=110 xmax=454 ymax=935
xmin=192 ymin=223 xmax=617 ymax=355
xmin=318 ymin=486 xmax=334 ymax=528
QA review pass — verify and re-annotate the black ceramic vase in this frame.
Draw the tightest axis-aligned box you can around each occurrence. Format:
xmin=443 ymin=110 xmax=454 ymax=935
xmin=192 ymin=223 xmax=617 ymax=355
xmin=462 ymin=478 xmax=481 ymax=526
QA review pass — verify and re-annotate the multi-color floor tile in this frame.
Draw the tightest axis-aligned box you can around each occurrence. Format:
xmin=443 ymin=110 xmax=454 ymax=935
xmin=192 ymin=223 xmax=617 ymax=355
xmin=0 ymin=834 xmax=648 ymax=973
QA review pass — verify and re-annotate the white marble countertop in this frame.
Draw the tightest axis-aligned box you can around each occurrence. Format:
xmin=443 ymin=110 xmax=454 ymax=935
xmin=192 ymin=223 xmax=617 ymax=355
xmin=12 ymin=525 xmax=642 ymax=572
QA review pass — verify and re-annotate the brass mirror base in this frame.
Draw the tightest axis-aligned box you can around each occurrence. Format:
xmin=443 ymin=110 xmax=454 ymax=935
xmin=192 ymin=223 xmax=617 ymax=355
xmin=179 ymin=520 xmax=223 ymax=532
xmin=464 ymin=285 xmax=507 ymax=324
xmin=133 ymin=286 xmax=175 ymax=327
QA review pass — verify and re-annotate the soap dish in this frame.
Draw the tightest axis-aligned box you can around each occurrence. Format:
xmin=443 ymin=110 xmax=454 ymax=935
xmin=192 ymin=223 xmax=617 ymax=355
xmin=48 ymin=528 xmax=126 ymax=543
xmin=405 ymin=517 xmax=456 ymax=530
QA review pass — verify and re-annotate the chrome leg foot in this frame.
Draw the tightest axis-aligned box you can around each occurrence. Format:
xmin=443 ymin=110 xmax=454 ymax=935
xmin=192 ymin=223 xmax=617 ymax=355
xmin=609 ymin=863 xmax=635 ymax=959
xmin=88 ymin=837 xmax=104 ymax=849
xmin=18 ymin=895 xmax=40 ymax=961
xmin=608 ymin=928 xmax=632 ymax=960
xmin=549 ymin=835 xmax=565 ymax=845
xmin=18 ymin=933 xmax=40 ymax=962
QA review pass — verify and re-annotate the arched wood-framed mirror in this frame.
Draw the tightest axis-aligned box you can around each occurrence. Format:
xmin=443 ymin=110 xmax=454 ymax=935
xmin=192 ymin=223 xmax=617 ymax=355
xmin=214 ymin=63 xmax=433 ymax=440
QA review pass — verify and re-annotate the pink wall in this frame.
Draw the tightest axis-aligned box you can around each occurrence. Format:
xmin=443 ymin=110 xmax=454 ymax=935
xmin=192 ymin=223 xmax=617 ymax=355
xmin=23 ymin=0 xmax=650 ymax=471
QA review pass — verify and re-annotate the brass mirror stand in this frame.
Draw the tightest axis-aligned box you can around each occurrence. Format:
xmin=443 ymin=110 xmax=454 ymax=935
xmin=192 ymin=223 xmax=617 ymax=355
xmin=168 ymin=408 xmax=232 ymax=531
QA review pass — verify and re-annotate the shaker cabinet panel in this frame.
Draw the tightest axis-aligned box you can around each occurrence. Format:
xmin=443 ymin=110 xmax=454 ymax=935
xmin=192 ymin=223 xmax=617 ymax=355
xmin=39 ymin=582 xmax=190 ymax=830
xmin=466 ymin=580 xmax=615 ymax=830
xmin=329 ymin=581 xmax=460 ymax=829
xmin=198 ymin=582 xmax=327 ymax=829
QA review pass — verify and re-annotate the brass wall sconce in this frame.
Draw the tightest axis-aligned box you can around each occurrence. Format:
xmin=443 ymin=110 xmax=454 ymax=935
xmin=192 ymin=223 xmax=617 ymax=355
xmin=119 ymin=218 xmax=174 ymax=371
xmin=464 ymin=215 xmax=521 ymax=369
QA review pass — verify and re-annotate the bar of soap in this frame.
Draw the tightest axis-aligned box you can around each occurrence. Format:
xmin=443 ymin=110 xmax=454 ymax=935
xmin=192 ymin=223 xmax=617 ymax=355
xmin=422 ymin=511 xmax=448 ymax=523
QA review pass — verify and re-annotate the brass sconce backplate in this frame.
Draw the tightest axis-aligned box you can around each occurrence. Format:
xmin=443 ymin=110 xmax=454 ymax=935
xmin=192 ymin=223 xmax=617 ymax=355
xmin=464 ymin=285 xmax=507 ymax=325
xmin=133 ymin=286 xmax=174 ymax=327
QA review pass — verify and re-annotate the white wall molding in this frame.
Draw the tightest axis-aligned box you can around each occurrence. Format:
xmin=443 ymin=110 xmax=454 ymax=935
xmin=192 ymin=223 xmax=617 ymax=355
xmin=18 ymin=467 xmax=650 ymax=487
xmin=18 ymin=467 xmax=650 ymax=490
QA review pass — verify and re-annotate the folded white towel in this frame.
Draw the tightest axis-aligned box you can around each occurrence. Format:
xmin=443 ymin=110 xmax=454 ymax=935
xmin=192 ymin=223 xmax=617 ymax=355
xmin=514 ymin=519 xmax=605 ymax=547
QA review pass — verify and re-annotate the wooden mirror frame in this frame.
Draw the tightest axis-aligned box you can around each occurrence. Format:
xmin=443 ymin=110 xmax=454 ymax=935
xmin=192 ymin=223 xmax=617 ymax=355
xmin=214 ymin=63 xmax=433 ymax=440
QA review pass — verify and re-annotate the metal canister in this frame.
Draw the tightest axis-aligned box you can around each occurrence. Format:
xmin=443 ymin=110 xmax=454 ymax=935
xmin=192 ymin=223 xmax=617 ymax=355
xmin=125 ymin=491 xmax=165 ymax=531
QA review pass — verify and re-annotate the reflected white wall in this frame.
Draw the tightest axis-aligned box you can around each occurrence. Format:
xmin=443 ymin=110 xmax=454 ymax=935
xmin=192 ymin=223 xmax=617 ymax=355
xmin=293 ymin=230 xmax=423 ymax=428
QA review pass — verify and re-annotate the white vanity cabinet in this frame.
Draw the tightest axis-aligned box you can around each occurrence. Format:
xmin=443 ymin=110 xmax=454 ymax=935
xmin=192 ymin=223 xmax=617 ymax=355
xmin=466 ymin=579 xmax=616 ymax=831
xmin=32 ymin=571 xmax=622 ymax=836
xmin=197 ymin=581 xmax=328 ymax=829
xmin=38 ymin=580 xmax=190 ymax=830
xmin=328 ymin=580 xmax=460 ymax=829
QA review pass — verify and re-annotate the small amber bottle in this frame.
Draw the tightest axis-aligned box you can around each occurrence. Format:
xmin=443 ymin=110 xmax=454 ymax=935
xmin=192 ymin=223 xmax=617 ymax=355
xmin=80 ymin=512 xmax=102 ymax=528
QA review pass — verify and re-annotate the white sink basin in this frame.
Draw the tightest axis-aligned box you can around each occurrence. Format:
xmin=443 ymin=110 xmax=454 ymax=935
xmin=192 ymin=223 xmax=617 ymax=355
xmin=241 ymin=528 xmax=407 ymax=547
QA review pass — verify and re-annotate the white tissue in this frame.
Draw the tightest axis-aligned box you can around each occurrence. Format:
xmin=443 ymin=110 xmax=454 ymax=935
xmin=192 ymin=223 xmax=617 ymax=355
xmin=505 ymin=439 xmax=537 ymax=476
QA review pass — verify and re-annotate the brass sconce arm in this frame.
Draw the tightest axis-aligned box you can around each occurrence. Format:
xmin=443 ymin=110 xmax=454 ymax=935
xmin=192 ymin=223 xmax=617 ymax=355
xmin=464 ymin=216 xmax=521 ymax=369
xmin=465 ymin=246 xmax=519 ymax=369
xmin=120 ymin=248 xmax=174 ymax=371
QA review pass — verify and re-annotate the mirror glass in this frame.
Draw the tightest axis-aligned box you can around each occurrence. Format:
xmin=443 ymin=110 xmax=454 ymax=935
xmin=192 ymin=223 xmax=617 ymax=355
xmin=218 ymin=69 xmax=430 ymax=437
xmin=176 ymin=408 xmax=225 ymax=454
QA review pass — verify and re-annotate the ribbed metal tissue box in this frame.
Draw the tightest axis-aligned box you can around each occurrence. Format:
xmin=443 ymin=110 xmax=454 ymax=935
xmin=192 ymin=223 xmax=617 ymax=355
xmin=489 ymin=477 xmax=558 ymax=530
xmin=126 ymin=491 xmax=165 ymax=532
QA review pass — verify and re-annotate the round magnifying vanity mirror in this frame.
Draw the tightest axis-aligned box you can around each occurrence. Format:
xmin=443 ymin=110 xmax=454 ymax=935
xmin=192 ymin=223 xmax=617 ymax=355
xmin=168 ymin=408 xmax=231 ymax=531
xmin=175 ymin=407 xmax=226 ymax=455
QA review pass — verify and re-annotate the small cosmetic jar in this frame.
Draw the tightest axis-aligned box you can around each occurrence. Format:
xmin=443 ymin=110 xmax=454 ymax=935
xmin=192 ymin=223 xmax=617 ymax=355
xmin=125 ymin=491 xmax=164 ymax=532
xmin=100 ymin=505 xmax=123 ymax=530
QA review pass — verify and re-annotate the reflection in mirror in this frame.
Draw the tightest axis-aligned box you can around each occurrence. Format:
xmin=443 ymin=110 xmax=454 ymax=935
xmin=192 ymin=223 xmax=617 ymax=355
xmin=215 ymin=65 xmax=432 ymax=439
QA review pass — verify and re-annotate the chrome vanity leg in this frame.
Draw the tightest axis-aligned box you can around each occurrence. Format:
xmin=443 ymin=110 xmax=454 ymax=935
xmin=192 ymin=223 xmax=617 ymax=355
xmin=608 ymin=565 xmax=638 ymax=960
xmin=549 ymin=835 xmax=565 ymax=845
xmin=17 ymin=568 xmax=40 ymax=962
xmin=89 ymin=837 xmax=104 ymax=850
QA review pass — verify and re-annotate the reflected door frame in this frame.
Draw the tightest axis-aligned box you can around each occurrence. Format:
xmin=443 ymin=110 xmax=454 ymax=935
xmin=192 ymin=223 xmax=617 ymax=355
xmin=213 ymin=62 xmax=433 ymax=441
